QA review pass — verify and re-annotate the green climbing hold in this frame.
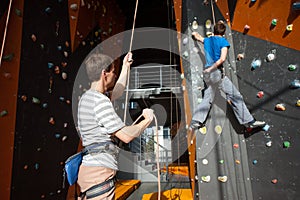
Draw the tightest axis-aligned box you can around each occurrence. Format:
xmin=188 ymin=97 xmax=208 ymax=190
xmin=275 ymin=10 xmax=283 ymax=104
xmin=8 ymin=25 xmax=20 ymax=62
xmin=15 ymin=9 xmax=22 ymax=17
xmin=3 ymin=53 xmax=14 ymax=61
xmin=283 ymin=141 xmax=291 ymax=148
xmin=0 ymin=110 xmax=8 ymax=117
xmin=32 ymin=97 xmax=40 ymax=104
xmin=288 ymin=64 xmax=297 ymax=71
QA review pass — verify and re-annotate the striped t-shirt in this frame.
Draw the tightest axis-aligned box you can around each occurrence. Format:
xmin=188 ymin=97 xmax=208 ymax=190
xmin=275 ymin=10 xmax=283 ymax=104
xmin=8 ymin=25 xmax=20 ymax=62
xmin=77 ymin=89 xmax=125 ymax=170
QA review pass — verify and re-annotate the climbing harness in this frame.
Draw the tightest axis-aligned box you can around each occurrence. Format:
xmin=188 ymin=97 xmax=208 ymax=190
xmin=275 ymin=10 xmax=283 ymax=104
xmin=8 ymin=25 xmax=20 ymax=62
xmin=79 ymin=177 xmax=116 ymax=199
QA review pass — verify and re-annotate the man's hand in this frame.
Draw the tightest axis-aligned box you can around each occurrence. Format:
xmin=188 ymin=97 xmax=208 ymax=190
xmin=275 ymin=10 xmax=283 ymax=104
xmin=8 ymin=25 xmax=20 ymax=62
xmin=192 ymin=32 xmax=204 ymax=43
xmin=123 ymin=52 xmax=133 ymax=68
xmin=203 ymin=67 xmax=213 ymax=74
xmin=142 ymin=108 xmax=154 ymax=121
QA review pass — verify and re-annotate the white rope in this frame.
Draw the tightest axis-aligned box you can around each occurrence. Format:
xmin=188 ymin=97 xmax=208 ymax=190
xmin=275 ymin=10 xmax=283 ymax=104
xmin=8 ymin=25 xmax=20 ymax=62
xmin=154 ymin=115 xmax=161 ymax=200
xmin=123 ymin=0 xmax=139 ymax=123
xmin=0 ymin=0 xmax=13 ymax=68
xmin=210 ymin=0 xmax=216 ymax=25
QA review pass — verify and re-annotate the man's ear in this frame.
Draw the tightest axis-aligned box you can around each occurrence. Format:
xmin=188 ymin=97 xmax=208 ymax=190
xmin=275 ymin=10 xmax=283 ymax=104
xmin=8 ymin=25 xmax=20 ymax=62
xmin=102 ymin=70 xmax=106 ymax=76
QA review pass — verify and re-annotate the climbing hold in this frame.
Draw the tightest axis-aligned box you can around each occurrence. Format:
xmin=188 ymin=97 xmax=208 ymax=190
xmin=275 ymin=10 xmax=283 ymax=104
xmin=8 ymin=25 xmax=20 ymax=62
xmin=233 ymin=143 xmax=239 ymax=149
xmin=0 ymin=110 xmax=8 ymax=117
xmin=244 ymin=24 xmax=250 ymax=30
xmin=55 ymin=133 xmax=61 ymax=138
xmin=47 ymin=62 xmax=54 ymax=69
xmin=251 ymin=0 xmax=256 ymax=2
xmin=235 ymin=160 xmax=241 ymax=164
xmin=70 ymin=3 xmax=78 ymax=11
xmin=257 ymin=91 xmax=264 ymax=98
xmin=63 ymin=51 xmax=68 ymax=57
xmin=218 ymin=176 xmax=228 ymax=182
xmin=288 ymin=64 xmax=297 ymax=71
xmin=237 ymin=53 xmax=244 ymax=61
xmin=283 ymin=141 xmax=291 ymax=148
xmin=182 ymin=51 xmax=189 ymax=58
xmin=201 ymin=175 xmax=211 ymax=182
xmin=54 ymin=66 xmax=60 ymax=74
xmin=44 ymin=7 xmax=52 ymax=14
xmin=65 ymin=41 xmax=70 ymax=47
xmin=202 ymin=159 xmax=208 ymax=165
xmin=15 ymin=9 xmax=22 ymax=17
xmin=32 ymin=97 xmax=40 ymax=104
xmin=59 ymin=96 xmax=65 ymax=101
xmin=34 ymin=163 xmax=39 ymax=170
xmin=293 ymin=2 xmax=300 ymax=10
xmin=266 ymin=141 xmax=272 ymax=147
xmin=49 ymin=117 xmax=55 ymax=125
xmin=290 ymin=79 xmax=300 ymax=89
xmin=61 ymin=62 xmax=67 ymax=67
xmin=31 ymin=34 xmax=37 ymax=42
xmin=62 ymin=72 xmax=67 ymax=80
xmin=3 ymin=72 xmax=12 ymax=79
xmin=40 ymin=44 xmax=45 ymax=49
xmin=57 ymin=45 xmax=62 ymax=51
xmin=3 ymin=53 xmax=14 ymax=61
xmin=252 ymin=159 xmax=258 ymax=165
xmin=266 ymin=53 xmax=275 ymax=62
xmin=219 ymin=160 xmax=224 ymax=164
xmin=205 ymin=19 xmax=212 ymax=36
xmin=23 ymin=165 xmax=28 ymax=170
xmin=286 ymin=24 xmax=293 ymax=31
xmin=66 ymin=100 xmax=71 ymax=104
xmin=64 ymin=123 xmax=68 ymax=128
xmin=271 ymin=179 xmax=278 ymax=184
xmin=271 ymin=19 xmax=277 ymax=26
xmin=296 ymin=99 xmax=300 ymax=107
xmin=182 ymin=37 xmax=188 ymax=45
xmin=262 ymin=124 xmax=270 ymax=131
xmin=21 ymin=95 xmax=27 ymax=101
xmin=275 ymin=103 xmax=286 ymax=111
xmin=199 ymin=127 xmax=207 ymax=135
xmin=42 ymin=103 xmax=48 ymax=109
xmin=251 ymin=59 xmax=261 ymax=70
xmin=192 ymin=20 xmax=198 ymax=30
xmin=193 ymin=47 xmax=199 ymax=53
xmin=214 ymin=125 xmax=222 ymax=134
xmin=180 ymin=73 xmax=184 ymax=79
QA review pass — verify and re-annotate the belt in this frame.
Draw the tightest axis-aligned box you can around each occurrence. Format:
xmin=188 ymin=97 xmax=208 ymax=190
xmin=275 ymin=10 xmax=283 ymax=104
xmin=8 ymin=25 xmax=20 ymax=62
xmin=83 ymin=142 xmax=119 ymax=155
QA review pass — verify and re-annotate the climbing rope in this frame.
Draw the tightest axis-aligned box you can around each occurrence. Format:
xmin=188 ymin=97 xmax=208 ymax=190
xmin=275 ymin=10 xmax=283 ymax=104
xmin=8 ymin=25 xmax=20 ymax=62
xmin=210 ymin=0 xmax=216 ymax=25
xmin=0 ymin=0 xmax=13 ymax=68
xmin=122 ymin=0 xmax=161 ymax=199
xmin=123 ymin=0 xmax=138 ymax=123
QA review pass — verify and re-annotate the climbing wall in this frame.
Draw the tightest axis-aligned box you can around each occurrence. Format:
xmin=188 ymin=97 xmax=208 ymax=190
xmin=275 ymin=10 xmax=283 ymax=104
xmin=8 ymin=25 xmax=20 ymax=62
xmin=181 ymin=0 xmax=300 ymax=199
xmin=181 ymin=0 xmax=254 ymax=199
xmin=230 ymin=0 xmax=300 ymax=198
xmin=0 ymin=0 xmax=125 ymax=199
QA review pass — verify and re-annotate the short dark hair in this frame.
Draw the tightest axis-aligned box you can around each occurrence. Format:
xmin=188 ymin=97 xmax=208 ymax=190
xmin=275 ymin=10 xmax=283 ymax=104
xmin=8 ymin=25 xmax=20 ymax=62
xmin=214 ymin=20 xmax=226 ymax=35
xmin=84 ymin=52 xmax=113 ymax=82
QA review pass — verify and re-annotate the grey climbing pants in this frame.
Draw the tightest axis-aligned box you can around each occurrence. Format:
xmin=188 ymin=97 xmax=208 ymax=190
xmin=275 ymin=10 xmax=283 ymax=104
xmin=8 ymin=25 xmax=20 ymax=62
xmin=192 ymin=74 xmax=254 ymax=125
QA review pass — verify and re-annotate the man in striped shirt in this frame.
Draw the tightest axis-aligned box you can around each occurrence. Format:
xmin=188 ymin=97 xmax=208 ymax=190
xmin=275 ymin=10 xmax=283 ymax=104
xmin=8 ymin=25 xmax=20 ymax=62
xmin=77 ymin=52 xmax=154 ymax=199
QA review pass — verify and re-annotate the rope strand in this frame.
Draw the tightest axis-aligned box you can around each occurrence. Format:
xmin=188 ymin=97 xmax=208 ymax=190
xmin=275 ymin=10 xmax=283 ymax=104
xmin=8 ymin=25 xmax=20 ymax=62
xmin=0 ymin=0 xmax=13 ymax=68
xmin=123 ymin=0 xmax=139 ymax=123
xmin=210 ymin=0 xmax=216 ymax=25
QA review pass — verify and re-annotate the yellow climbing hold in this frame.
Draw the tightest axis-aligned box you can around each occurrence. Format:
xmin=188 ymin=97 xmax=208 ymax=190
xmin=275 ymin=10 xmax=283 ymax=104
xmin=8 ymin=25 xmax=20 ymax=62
xmin=214 ymin=125 xmax=222 ymax=134
xmin=218 ymin=176 xmax=228 ymax=183
xmin=199 ymin=127 xmax=207 ymax=135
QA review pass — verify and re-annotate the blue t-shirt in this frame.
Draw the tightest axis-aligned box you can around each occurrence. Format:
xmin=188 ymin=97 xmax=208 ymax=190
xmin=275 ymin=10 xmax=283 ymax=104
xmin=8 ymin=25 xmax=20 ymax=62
xmin=203 ymin=36 xmax=230 ymax=68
